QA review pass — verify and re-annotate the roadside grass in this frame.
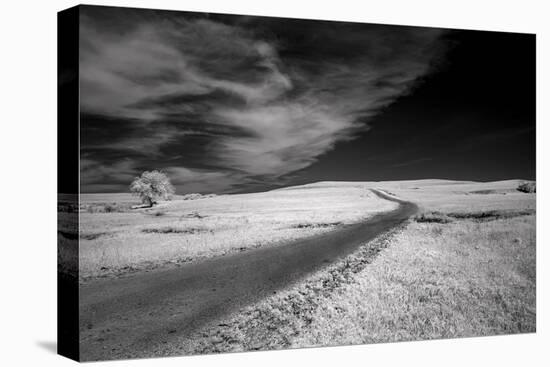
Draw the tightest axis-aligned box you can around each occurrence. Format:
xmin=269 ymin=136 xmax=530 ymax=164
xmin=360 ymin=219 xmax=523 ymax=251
xmin=293 ymin=215 xmax=535 ymax=346
xmin=78 ymin=185 xmax=397 ymax=280
xmin=167 ymin=213 xmax=535 ymax=355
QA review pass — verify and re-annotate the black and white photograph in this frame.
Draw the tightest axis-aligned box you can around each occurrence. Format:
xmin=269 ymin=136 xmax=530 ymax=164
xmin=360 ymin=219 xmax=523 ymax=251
xmin=55 ymin=3 xmax=537 ymax=363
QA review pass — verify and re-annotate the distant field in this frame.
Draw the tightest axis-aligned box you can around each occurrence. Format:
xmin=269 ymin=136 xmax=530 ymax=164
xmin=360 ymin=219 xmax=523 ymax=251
xmin=76 ymin=184 xmax=397 ymax=280
xmin=79 ymin=193 xmax=140 ymax=204
xmin=373 ymin=179 xmax=535 ymax=213
xmin=295 ymin=179 xmax=535 ymax=212
xmin=156 ymin=179 xmax=536 ymax=355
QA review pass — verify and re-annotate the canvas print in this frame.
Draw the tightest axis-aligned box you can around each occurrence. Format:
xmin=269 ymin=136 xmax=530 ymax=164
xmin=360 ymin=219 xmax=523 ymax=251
xmin=57 ymin=5 xmax=536 ymax=362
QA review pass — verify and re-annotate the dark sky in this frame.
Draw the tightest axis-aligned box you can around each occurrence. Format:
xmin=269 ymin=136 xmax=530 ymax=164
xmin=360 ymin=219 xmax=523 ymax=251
xmin=78 ymin=5 xmax=535 ymax=194
xmin=295 ymin=30 xmax=536 ymax=185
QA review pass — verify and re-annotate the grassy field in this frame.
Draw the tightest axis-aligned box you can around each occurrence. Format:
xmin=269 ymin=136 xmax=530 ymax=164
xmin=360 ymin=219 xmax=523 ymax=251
xmin=63 ymin=179 xmax=535 ymax=353
xmin=148 ymin=179 xmax=535 ymax=355
xmin=75 ymin=185 xmax=397 ymax=280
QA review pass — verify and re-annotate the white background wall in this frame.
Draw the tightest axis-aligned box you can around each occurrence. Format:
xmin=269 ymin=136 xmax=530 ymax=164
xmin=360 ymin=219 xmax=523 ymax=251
xmin=0 ymin=0 xmax=547 ymax=366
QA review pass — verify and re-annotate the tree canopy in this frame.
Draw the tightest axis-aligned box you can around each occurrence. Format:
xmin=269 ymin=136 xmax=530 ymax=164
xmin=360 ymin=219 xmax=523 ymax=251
xmin=130 ymin=170 xmax=175 ymax=206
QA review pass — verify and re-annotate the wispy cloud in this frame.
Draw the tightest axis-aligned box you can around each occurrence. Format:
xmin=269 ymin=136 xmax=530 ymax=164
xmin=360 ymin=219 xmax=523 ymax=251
xmin=80 ymin=158 xmax=138 ymax=192
xmin=79 ymin=7 xmax=448 ymax=193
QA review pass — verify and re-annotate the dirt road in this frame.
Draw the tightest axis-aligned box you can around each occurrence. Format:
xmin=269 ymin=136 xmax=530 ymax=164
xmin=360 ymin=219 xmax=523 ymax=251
xmin=79 ymin=189 xmax=417 ymax=360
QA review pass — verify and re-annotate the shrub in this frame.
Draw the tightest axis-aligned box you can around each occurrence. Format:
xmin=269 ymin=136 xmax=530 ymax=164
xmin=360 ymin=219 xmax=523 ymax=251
xmin=517 ymin=181 xmax=536 ymax=193
xmin=292 ymin=222 xmax=342 ymax=229
xmin=81 ymin=203 xmax=131 ymax=213
xmin=180 ymin=193 xmax=217 ymax=201
xmin=415 ymin=209 xmax=535 ymax=223
xmin=414 ymin=212 xmax=453 ymax=224
xmin=103 ymin=204 xmax=117 ymax=213
xmin=447 ymin=209 xmax=535 ymax=221
xmin=142 ymin=227 xmax=209 ymax=234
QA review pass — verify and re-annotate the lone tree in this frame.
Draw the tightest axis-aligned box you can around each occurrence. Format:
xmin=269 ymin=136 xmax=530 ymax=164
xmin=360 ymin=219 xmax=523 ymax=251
xmin=130 ymin=170 xmax=175 ymax=207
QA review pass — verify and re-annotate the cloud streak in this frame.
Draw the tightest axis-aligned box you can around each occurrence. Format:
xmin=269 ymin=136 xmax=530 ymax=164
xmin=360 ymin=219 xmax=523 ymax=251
xmin=79 ymin=7 xmax=448 ymax=193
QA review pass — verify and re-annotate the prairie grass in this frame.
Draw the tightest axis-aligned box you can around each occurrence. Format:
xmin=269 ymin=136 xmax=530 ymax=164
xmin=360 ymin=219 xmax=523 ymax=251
xmin=293 ymin=215 xmax=535 ymax=346
xmin=291 ymin=222 xmax=342 ymax=229
xmin=169 ymin=214 xmax=535 ymax=354
xmin=81 ymin=202 xmax=134 ymax=213
xmin=414 ymin=212 xmax=453 ymax=223
xmin=74 ymin=179 xmax=535 ymax=352
xmin=141 ymin=227 xmax=210 ymax=234
xmin=415 ymin=209 xmax=536 ymax=223
xmin=78 ymin=185 xmax=396 ymax=280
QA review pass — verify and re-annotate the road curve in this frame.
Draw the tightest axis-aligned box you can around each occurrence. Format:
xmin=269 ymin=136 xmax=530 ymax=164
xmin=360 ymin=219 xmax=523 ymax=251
xmin=79 ymin=189 xmax=418 ymax=361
